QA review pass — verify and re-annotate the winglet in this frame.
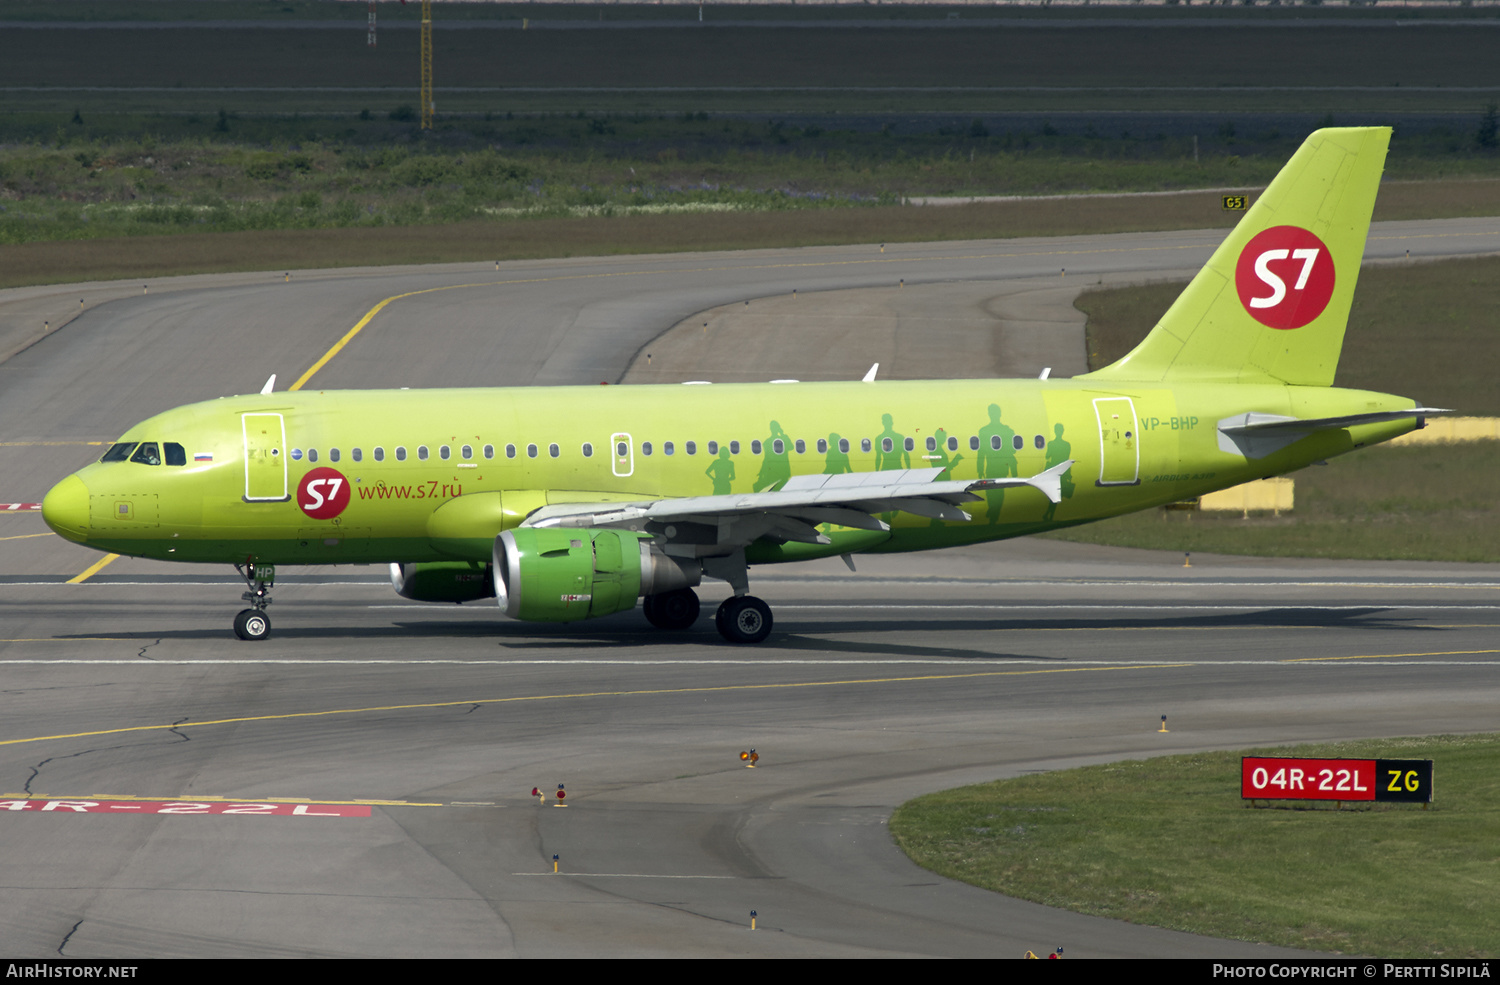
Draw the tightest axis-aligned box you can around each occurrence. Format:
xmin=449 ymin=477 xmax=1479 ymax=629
xmin=260 ymin=374 xmax=276 ymax=395
xmin=1025 ymin=459 xmax=1074 ymax=504
xmin=862 ymin=363 xmax=879 ymax=383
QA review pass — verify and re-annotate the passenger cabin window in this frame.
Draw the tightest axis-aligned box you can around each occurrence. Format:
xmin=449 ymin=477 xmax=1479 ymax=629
xmin=461 ymin=445 xmax=472 ymax=459
xmin=881 ymin=438 xmax=892 ymax=453
xmin=970 ymin=436 xmax=980 ymax=451
xmin=549 ymin=443 xmax=560 ymax=458
xmin=374 ymin=447 xmax=385 ymax=462
xmin=751 ymin=440 xmax=762 ymax=455
xmin=329 ymin=448 xmax=340 ymax=463
xmin=506 ymin=444 xmax=516 ymax=459
xmin=164 ymin=442 xmax=187 ymax=466
xmin=707 ymin=440 xmax=719 ymax=455
xmin=730 ymin=441 xmax=740 ymax=455
xmin=352 ymin=447 xmax=363 ymax=462
xmin=991 ymin=436 xmax=1002 ymax=451
xmin=904 ymin=437 xmax=914 ymax=452
xmin=794 ymin=439 xmax=804 ymax=454
xmin=926 ymin=437 xmax=937 ymax=452
xmin=642 ymin=442 xmax=653 ymax=456
xmin=527 ymin=444 xmax=538 ymax=458
xmin=395 ymin=446 xmax=407 ymax=461
xmin=1012 ymin=435 xmax=1024 ymax=451
xmin=130 ymin=442 xmax=162 ymax=466
xmin=100 ymin=443 xmax=137 ymax=463
xmin=291 ymin=448 xmax=303 ymax=461
xmin=839 ymin=438 xmax=849 ymax=453
xmin=817 ymin=439 xmax=828 ymax=454
xmin=685 ymin=441 xmax=696 ymax=456
xmin=664 ymin=441 xmax=674 ymax=456
xmin=771 ymin=439 xmax=783 ymax=455
xmin=484 ymin=444 xmax=494 ymax=459
xmin=439 ymin=445 xmax=450 ymax=460
xmin=417 ymin=445 xmax=429 ymax=461
xmin=583 ymin=443 xmax=594 ymax=457
xmin=614 ymin=441 xmax=626 ymax=457
xmin=861 ymin=438 xmax=872 ymax=453
xmin=948 ymin=436 xmax=959 ymax=452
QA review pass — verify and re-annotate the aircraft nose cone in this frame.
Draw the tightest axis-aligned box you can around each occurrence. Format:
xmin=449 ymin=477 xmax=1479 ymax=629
xmin=42 ymin=474 xmax=90 ymax=543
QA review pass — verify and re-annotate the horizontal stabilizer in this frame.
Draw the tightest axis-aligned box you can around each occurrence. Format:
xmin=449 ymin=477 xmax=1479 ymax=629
xmin=1217 ymin=407 xmax=1449 ymax=458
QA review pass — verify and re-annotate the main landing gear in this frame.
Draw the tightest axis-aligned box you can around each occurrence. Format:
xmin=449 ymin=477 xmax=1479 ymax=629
xmin=715 ymin=595 xmax=773 ymax=645
xmin=641 ymin=587 xmax=774 ymax=644
xmin=642 ymin=587 xmax=700 ymax=631
xmin=232 ymin=562 xmax=274 ymax=641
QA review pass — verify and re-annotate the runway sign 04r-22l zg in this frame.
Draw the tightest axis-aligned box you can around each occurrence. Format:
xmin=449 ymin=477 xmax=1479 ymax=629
xmin=1241 ymin=757 xmax=1434 ymax=803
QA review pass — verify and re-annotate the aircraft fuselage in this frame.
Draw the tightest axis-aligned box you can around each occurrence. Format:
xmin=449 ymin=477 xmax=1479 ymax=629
xmin=42 ymin=378 xmax=1419 ymax=568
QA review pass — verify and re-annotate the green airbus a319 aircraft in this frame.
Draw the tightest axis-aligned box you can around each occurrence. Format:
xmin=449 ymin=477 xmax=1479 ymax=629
xmin=40 ymin=127 xmax=1443 ymax=644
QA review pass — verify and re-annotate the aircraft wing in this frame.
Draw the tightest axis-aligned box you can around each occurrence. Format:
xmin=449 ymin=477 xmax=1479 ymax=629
xmin=523 ymin=461 xmax=1074 ymax=549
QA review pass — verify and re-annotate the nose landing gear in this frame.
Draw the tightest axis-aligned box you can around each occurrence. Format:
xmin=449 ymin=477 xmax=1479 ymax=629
xmin=233 ymin=562 xmax=274 ymax=641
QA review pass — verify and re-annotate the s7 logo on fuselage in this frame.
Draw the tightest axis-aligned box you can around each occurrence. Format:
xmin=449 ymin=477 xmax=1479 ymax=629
xmin=297 ymin=467 xmax=350 ymax=520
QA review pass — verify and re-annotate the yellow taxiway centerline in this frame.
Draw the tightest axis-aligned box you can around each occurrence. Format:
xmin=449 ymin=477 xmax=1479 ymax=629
xmin=66 ymin=553 xmax=120 ymax=584
xmin=1280 ymin=648 xmax=1500 ymax=662
xmin=0 ymin=663 xmax=1179 ymax=748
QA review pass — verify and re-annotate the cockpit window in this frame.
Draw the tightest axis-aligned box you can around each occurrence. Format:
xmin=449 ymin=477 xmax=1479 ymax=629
xmin=130 ymin=442 xmax=162 ymax=466
xmin=164 ymin=442 xmax=187 ymax=466
xmin=100 ymin=443 xmax=137 ymax=463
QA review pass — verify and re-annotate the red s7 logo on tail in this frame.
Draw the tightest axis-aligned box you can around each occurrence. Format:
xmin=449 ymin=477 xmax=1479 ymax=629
xmin=297 ymin=467 xmax=350 ymax=519
xmin=1234 ymin=226 xmax=1336 ymax=330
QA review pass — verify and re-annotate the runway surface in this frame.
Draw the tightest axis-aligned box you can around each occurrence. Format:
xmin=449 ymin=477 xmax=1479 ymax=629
xmin=2 ymin=218 xmax=1498 ymax=957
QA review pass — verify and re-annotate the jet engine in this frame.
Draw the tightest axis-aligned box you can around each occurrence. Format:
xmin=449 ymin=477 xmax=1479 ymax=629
xmin=493 ymin=528 xmax=700 ymax=622
xmin=390 ymin=561 xmax=497 ymax=603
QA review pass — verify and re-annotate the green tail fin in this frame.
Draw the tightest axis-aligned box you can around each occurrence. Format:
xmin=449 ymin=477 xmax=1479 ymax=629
xmin=1081 ymin=127 xmax=1390 ymax=387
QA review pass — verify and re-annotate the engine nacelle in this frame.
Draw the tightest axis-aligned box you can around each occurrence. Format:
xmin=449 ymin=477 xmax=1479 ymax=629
xmin=493 ymin=528 xmax=701 ymax=622
xmin=390 ymin=561 xmax=497 ymax=604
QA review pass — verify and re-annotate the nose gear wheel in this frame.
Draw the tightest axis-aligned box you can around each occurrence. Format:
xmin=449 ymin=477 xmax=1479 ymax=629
xmin=232 ymin=562 xmax=275 ymax=641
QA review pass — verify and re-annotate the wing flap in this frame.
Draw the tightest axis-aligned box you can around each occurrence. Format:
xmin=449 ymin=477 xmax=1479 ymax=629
xmin=524 ymin=461 xmax=1075 ymax=540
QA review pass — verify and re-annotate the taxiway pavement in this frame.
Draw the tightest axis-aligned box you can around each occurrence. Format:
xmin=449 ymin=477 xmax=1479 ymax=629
xmin=1 ymin=220 xmax=1497 ymax=957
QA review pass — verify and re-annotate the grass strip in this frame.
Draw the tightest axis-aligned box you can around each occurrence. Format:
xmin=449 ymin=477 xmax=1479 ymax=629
xmin=0 ymin=191 xmax=1250 ymax=289
xmin=6 ymin=179 xmax=1499 ymax=290
xmin=890 ymin=734 xmax=1500 ymax=957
